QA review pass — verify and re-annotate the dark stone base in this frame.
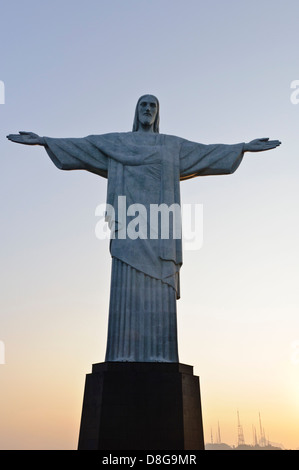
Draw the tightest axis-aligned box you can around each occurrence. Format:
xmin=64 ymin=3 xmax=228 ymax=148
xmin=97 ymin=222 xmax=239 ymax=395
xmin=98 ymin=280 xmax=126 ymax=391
xmin=78 ymin=362 xmax=205 ymax=450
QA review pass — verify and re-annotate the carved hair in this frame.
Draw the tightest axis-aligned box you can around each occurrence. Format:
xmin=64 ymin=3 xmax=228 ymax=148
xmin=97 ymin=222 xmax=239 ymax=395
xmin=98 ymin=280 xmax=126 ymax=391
xmin=132 ymin=95 xmax=160 ymax=133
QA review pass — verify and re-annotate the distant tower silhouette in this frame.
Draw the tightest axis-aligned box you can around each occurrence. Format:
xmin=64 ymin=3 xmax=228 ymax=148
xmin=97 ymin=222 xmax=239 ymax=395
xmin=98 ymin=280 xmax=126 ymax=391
xmin=259 ymin=412 xmax=267 ymax=447
xmin=217 ymin=421 xmax=221 ymax=444
xmin=237 ymin=410 xmax=245 ymax=446
xmin=252 ymin=424 xmax=258 ymax=446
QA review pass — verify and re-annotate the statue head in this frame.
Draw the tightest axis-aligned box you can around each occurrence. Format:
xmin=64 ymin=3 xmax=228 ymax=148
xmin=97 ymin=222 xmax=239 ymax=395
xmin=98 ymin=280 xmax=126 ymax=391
xmin=132 ymin=94 xmax=160 ymax=133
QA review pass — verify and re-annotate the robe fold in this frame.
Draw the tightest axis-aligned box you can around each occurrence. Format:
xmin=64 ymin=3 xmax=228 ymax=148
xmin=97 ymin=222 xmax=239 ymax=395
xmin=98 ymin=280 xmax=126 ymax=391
xmin=44 ymin=131 xmax=244 ymax=362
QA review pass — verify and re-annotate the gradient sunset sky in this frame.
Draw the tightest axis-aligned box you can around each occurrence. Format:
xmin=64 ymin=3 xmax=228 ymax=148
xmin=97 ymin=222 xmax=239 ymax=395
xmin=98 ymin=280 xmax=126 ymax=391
xmin=1 ymin=0 xmax=299 ymax=449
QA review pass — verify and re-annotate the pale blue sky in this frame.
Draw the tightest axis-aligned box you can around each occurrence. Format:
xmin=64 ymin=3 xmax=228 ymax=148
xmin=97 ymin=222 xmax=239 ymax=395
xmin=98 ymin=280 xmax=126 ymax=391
xmin=1 ymin=0 xmax=299 ymax=449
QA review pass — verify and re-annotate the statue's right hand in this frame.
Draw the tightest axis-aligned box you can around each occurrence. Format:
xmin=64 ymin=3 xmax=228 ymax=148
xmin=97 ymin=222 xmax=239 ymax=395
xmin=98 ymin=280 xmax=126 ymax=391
xmin=6 ymin=131 xmax=44 ymax=145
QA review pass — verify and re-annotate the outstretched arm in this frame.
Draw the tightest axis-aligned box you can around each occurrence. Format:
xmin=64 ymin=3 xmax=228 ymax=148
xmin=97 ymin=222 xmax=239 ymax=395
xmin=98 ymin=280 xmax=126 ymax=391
xmin=179 ymin=136 xmax=281 ymax=180
xmin=7 ymin=131 xmax=108 ymax=178
xmin=6 ymin=131 xmax=46 ymax=146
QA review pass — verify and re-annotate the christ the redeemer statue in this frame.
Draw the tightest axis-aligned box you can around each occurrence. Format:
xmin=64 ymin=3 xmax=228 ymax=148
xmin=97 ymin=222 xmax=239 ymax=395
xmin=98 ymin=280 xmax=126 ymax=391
xmin=7 ymin=94 xmax=281 ymax=363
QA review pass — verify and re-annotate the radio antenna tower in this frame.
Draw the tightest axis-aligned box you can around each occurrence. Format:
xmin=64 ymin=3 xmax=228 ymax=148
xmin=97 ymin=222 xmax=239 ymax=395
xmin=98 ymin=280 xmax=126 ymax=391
xmin=237 ymin=410 xmax=245 ymax=446
xmin=252 ymin=425 xmax=258 ymax=446
xmin=217 ymin=421 xmax=221 ymax=444
xmin=259 ymin=412 xmax=267 ymax=447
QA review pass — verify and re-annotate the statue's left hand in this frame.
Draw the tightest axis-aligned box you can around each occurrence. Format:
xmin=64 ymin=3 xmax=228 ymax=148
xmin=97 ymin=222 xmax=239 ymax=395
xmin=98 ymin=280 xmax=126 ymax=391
xmin=244 ymin=138 xmax=281 ymax=152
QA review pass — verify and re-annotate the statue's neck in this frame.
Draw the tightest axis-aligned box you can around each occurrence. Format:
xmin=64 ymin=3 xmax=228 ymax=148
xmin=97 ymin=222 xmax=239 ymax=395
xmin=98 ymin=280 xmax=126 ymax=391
xmin=137 ymin=123 xmax=155 ymax=133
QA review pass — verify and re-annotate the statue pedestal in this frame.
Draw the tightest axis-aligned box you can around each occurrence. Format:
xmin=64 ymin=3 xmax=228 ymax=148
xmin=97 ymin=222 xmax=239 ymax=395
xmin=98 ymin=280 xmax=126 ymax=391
xmin=77 ymin=362 xmax=205 ymax=450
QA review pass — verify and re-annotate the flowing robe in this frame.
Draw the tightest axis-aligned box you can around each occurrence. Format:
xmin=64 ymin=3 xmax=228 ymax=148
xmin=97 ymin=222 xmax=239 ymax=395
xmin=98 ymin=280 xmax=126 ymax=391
xmin=44 ymin=132 xmax=244 ymax=362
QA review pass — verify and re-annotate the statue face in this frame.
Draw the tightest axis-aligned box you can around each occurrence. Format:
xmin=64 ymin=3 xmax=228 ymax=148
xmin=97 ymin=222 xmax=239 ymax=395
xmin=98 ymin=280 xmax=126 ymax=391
xmin=137 ymin=95 xmax=158 ymax=128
